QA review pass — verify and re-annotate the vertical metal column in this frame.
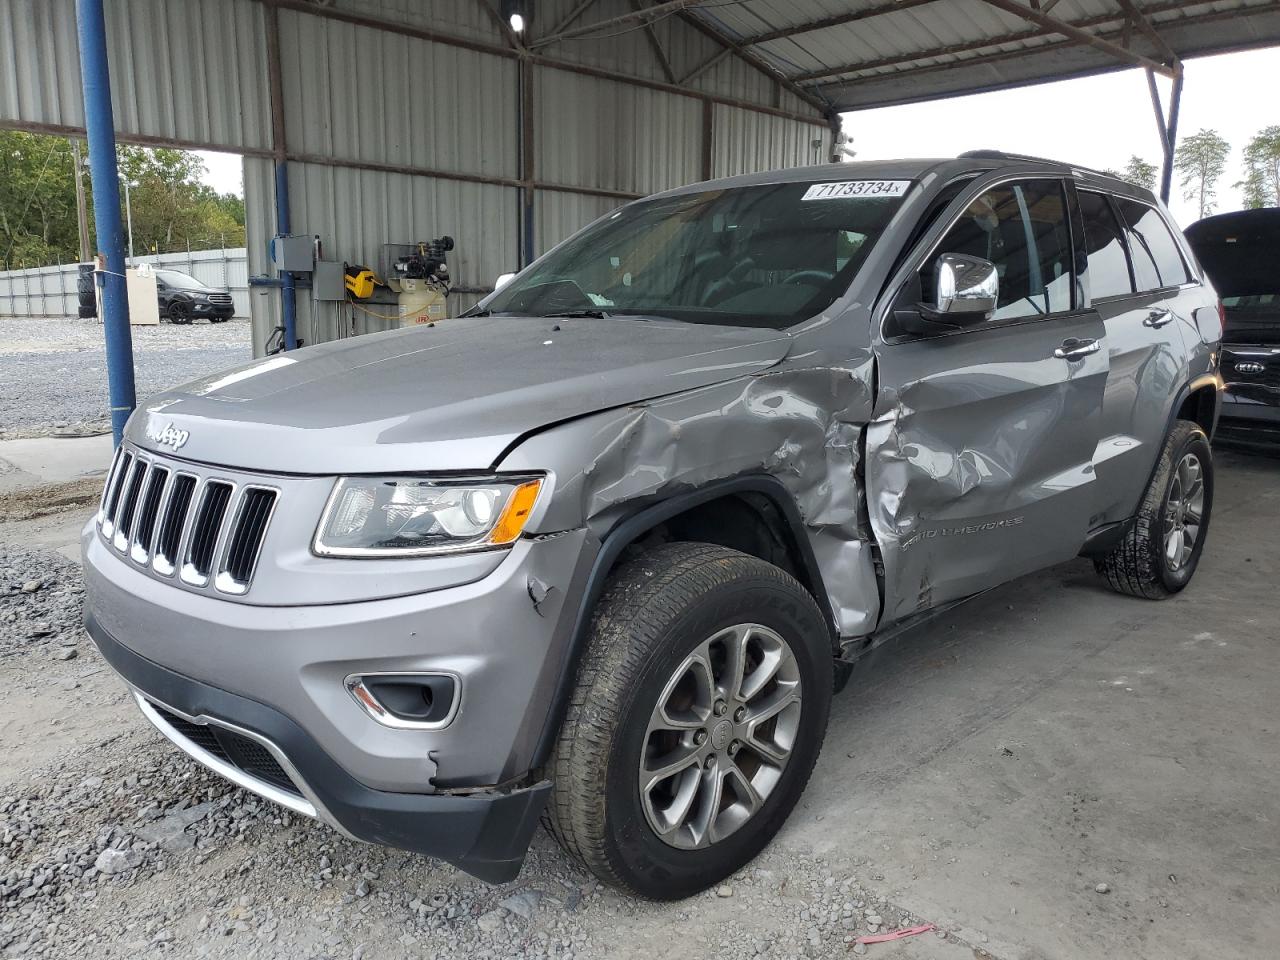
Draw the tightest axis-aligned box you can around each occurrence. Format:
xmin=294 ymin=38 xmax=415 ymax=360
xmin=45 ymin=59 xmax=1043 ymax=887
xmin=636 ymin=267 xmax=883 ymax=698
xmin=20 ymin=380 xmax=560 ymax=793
xmin=76 ymin=0 xmax=136 ymax=446
xmin=1147 ymin=65 xmax=1184 ymax=205
xmin=518 ymin=57 xmax=536 ymax=268
xmin=264 ymin=0 xmax=297 ymax=350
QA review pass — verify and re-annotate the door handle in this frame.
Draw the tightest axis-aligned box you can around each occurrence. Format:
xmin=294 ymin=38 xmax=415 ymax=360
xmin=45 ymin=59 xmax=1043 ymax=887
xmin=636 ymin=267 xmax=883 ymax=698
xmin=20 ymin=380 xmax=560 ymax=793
xmin=1054 ymin=337 xmax=1100 ymax=361
xmin=1143 ymin=308 xmax=1174 ymax=328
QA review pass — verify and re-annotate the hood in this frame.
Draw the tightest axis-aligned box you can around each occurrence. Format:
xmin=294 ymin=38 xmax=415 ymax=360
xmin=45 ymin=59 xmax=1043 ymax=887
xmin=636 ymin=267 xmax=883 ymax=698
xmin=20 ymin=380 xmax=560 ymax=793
xmin=127 ymin=316 xmax=792 ymax=474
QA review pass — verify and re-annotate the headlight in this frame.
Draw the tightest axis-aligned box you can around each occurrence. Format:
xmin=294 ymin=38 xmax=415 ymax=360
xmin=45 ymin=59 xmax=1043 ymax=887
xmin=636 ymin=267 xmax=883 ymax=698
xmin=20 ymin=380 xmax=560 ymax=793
xmin=314 ymin=476 xmax=543 ymax=557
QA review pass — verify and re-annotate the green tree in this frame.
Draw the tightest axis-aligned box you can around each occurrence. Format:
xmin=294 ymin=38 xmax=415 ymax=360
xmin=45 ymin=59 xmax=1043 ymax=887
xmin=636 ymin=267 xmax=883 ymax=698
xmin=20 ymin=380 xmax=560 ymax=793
xmin=1175 ymin=129 xmax=1231 ymax=220
xmin=117 ymin=146 xmax=245 ymax=254
xmin=0 ymin=131 xmax=244 ymax=269
xmin=0 ymin=131 xmax=84 ymax=269
xmin=1122 ymin=155 xmax=1158 ymax=191
xmin=1236 ymin=125 xmax=1280 ymax=208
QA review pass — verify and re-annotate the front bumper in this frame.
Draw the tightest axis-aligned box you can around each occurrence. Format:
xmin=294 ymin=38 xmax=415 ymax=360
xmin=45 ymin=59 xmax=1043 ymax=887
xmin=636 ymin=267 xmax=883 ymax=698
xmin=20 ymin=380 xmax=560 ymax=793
xmin=82 ymin=525 xmax=593 ymax=790
xmin=86 ymin=616 xmax=550 ymax=883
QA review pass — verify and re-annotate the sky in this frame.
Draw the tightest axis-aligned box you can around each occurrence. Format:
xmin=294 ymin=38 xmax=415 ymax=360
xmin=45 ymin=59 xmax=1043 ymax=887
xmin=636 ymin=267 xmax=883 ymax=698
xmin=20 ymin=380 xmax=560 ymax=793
xmin=842 ymin=45 xmax=1280 ymax=227
xmin=194 ymin=45 xmax=1279 ymax=229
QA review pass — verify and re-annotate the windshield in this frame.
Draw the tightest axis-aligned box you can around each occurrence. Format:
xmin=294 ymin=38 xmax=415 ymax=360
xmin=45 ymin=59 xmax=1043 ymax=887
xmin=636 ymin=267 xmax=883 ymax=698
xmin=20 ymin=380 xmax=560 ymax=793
xmin=479 ymin=179 xmax=911 ymax=329
xmin=156 ymin=269 xmax=211 ymax=290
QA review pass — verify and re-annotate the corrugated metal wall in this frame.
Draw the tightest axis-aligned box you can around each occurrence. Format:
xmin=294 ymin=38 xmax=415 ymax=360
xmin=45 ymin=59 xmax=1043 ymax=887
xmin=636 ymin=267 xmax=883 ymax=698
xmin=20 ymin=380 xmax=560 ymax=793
xmin=0 ymin=0 xmax=831 ymax=357
xmin=0 ymin=0 xmax=271 ymax=151
xmin=0 ymin=248 xmax=251 ymax=318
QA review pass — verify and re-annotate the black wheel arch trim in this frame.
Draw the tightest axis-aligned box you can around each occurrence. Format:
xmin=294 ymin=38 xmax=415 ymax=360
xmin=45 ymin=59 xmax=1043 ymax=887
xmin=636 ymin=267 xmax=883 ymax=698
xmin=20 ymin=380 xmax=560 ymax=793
xmin=531 ymin=473 xmax=839 ymax=770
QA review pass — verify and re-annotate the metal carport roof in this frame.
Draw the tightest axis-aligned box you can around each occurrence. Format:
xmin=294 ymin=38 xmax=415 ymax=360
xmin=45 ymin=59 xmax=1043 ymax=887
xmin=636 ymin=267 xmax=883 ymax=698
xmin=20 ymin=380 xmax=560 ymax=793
xmin=669 ymin=0 xmax=1280 ymax=111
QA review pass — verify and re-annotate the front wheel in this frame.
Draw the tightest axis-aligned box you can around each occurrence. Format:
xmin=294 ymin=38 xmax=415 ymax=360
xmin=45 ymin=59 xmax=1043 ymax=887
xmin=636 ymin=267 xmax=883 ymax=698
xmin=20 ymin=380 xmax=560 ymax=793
xmin=169 ymin=301 xmax=194 ymax=325
xmin=1095 ymin=420 xmax=1213 ymax=598
xmin=544 ymin=542 xmax=833 ymax=899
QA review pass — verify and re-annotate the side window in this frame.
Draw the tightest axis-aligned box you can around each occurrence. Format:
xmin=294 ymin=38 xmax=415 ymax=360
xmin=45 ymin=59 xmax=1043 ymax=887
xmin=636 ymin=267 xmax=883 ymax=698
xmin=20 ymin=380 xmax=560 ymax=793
xmin=1114 ymin=198 xmax=1191 ymax=291
xmin=929 ymin=180 xmax=1073 ymax=321
xmin=1077 ymin=191 xmax=1135 ymax=300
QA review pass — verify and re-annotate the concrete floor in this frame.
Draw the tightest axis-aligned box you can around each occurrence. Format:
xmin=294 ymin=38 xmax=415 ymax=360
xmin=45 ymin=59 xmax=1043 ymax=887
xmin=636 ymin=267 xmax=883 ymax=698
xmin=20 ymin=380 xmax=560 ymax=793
xmin=781 ymin=446 xmax=1280 ymax=959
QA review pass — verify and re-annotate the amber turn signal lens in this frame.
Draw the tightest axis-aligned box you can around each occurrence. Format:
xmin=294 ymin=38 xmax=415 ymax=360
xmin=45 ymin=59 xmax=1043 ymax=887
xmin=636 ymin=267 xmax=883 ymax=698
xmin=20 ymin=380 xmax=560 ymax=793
xmin=486 ymin=479 xmax=543 ymax=545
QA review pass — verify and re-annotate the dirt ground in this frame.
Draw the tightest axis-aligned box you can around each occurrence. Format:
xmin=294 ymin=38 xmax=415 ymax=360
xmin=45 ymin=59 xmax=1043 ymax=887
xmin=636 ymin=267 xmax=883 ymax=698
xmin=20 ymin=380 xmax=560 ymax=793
xmin=1 ymin=449 xmax=1278 ymax=960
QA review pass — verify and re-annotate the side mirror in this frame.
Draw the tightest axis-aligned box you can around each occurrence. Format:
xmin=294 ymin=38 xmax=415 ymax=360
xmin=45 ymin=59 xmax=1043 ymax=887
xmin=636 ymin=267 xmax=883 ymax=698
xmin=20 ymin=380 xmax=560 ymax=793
xmin=494 ymin=272 xmax=516 ymax=291
xmin=931 ymin=253 xmax=998 ymax=321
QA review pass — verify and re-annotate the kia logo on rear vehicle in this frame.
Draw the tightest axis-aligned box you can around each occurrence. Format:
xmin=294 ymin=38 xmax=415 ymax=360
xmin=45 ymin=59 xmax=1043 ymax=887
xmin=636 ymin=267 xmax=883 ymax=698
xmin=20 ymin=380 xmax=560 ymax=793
xmin=1235 ymin=361 xmax=1266 ymax=375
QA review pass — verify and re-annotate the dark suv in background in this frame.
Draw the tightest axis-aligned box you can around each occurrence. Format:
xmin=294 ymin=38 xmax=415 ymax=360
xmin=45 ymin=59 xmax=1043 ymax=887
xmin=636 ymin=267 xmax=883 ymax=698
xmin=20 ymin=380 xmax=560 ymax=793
xmin=155 ymin=269 xmax=235 ymax=324
xmin=1185 ymin=209 xmax=1280 ymax=445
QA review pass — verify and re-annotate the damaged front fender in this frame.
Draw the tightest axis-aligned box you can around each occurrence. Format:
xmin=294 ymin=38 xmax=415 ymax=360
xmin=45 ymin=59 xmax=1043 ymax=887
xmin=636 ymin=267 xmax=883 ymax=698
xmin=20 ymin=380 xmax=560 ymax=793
xmin=499 ymin=353 xmax=882 ymax=638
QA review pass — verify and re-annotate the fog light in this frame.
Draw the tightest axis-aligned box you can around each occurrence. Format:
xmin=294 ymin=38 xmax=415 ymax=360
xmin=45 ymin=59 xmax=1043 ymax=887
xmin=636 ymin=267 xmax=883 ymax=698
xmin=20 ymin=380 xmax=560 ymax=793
xmin=345 ymin=673 xmax=460 ymax=730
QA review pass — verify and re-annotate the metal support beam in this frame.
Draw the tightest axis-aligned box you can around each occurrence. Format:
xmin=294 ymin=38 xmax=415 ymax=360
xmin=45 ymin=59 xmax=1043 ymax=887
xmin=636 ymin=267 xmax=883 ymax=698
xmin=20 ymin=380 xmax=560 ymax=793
xmin=800 ymin=0 xmax=1202 ymax=87
xmin=264 ymin=0 xmax=296 ymax=351
xmin=530 ymin=0 xmax=693 ymax=48
xmin=266 ymin=1 xmax=825 ymax=126
xmin=632 ymin=0 xmax=677 ymax=83
xmin=701 ymin=98 xmax=714 ymax=181
xmin=738 ymin=0 xmax=940 ymax=47
xmin=75 ymin=0 xmax=135 ymax=446
xmin=672 ymin=7 xmax=832 ymax=115
xmin=977 ymin=0 xmax=1176 ymax=77
xmin=1116 ymin=0 xmax=1179 ymax=66
xmin=1147 ymin=66 xmax=1184 ymax=204
xmin=519 ymin=58 xmax=536 ymax=267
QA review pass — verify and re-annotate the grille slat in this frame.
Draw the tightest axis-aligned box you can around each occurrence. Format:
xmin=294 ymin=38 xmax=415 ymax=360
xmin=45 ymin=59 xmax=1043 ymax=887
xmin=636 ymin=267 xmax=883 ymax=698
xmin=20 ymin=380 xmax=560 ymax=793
xmin=154 ymin=474 xmax=197 ymax=575
xmin=219 ymin=488 xmax=277 ymax=592
xmin=97 ymin=447 xmax=276 ymax=594
xmin=101 ymin=452 xmax=133 ymax=536
xmin=131 ymin=466 xmax=170 ymax=562
xmin=182 ymin=481 xmax=234 ymax=585
xmin=113 ymin=460 xmax=150 ymax=551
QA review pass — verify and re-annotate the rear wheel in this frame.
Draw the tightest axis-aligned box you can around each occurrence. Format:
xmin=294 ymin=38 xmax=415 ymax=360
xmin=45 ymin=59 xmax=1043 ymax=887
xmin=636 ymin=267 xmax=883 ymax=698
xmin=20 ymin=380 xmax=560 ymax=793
xmin=544 ymin=542 xmax=833 ymax=899
xmin=1095 ymin=420 xmax=1213 ymax=598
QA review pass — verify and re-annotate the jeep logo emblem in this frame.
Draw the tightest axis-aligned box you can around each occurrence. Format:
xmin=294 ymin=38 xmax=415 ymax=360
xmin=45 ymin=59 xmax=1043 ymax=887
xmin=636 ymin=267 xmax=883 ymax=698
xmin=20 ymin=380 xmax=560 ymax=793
xmin=1235 ymin=361 xmax=1265 ymax=375
xmin=145 ymin=421 xmax=190 ymax=451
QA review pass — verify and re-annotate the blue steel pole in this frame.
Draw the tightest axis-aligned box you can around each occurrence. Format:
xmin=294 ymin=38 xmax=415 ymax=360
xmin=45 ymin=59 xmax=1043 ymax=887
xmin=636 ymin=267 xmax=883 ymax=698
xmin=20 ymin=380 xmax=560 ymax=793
xmin=274 ymin=159 xmax=297 ymax=350
xmin=76 ymin=0 xmax=136 ymax=446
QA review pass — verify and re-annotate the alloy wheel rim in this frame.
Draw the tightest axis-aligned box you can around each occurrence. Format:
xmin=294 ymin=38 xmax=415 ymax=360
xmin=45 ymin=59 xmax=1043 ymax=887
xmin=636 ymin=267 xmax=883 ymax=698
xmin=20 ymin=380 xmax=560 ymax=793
xmin=638 ymin=623 xmax=802 ymax=850
xmin=1163 ymin=452 xmax=1205 ymax=572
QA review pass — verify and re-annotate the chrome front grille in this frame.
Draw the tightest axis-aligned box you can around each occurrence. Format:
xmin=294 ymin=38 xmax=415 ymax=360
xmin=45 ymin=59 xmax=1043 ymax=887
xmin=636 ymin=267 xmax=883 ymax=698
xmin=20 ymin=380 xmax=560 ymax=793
xmin=208 ymin=293 xmax=233 ymax=305
xmin=98 ymin=447 xmax=278 ymax=596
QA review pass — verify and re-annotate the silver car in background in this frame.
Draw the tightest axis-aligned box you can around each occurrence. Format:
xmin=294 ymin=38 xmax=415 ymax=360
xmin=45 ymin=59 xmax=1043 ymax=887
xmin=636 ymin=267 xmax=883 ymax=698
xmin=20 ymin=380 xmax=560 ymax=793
xmin=83 ymin=152 xmax=1221 ymax=898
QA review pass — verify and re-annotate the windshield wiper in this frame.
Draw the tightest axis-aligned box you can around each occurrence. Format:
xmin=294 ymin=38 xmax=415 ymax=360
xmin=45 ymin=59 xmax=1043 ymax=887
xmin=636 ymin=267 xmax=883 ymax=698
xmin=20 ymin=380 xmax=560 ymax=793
xmin=541 ymin=309 xmax=612 ymax=319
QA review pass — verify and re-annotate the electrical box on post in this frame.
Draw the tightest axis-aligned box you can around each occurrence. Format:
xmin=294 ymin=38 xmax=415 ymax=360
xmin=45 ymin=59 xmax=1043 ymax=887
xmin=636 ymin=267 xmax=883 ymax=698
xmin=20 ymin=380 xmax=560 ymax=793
xmin=274 ymin=235 xmax=319 ymax=273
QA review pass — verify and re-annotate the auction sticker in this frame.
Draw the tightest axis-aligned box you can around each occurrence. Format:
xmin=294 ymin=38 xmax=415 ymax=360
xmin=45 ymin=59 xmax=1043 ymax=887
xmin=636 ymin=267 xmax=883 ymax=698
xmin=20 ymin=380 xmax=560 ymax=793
xmin=802 ymin=180 xmax=911 ymax=200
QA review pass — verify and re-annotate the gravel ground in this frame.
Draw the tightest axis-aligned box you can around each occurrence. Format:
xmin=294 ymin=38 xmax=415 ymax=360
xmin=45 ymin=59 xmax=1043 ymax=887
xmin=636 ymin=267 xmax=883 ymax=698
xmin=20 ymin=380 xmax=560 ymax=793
xmin=0 ymin=540 xmax=966 ymax=960
xmin=0 ymin=317 xmax=252 ymax=440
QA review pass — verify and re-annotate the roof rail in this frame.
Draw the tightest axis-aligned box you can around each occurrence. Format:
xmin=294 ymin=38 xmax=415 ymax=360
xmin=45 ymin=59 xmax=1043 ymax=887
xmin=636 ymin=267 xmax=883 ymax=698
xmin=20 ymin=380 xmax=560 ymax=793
xmin=958 ymin=149 xmax=1118 ymax=180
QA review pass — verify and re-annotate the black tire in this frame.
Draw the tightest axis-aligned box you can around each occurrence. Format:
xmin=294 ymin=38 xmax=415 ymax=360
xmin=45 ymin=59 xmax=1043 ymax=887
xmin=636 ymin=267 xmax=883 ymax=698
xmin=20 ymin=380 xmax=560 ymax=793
xmin=169 ymin=301 xmax=193 ymax=325
xmin=1095 ymin=420 xmax=1213 ymax=598
xmin=77 ymin=304 xmax=96 ymax=319
xmin=210 ymin=316 xmax=230 ymax=324
xmin=544 ymin=542 xmax=833 ymax=899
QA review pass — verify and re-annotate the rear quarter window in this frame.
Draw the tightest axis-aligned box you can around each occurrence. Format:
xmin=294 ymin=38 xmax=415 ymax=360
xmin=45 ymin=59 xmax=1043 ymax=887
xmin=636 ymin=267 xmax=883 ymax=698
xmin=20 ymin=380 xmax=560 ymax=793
xmin=1078 ymin=191 xmax=1135 ymax=300
xmin=1115 ymin=198 xmax=1191 ymax=291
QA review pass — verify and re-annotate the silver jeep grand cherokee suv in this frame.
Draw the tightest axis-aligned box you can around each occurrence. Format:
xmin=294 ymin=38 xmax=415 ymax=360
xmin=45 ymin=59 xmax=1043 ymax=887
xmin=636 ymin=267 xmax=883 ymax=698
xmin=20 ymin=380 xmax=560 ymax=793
xmin=83 ymin=153 xmax=1222 ymax=899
